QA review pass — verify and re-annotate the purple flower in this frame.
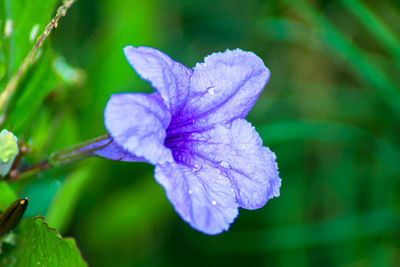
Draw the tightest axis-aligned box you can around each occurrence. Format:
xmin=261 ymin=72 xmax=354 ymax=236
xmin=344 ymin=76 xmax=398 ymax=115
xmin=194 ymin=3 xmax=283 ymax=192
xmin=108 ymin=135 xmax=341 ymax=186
xmin=96 ymin=46 xmax=281 ymax=235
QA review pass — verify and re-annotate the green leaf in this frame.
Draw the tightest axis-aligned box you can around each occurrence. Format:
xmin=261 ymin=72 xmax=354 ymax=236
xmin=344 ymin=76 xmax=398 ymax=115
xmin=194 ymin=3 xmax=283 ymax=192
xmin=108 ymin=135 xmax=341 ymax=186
xmin=6 ymin=47 xmax=60 ymax=134
xmin=83 ymin=176 xmax=170 ymax=246
xmin=0 ymin=181 xmax=17 ymax=211
xmin=0 ymin=216 xmax=87 ymax=266
xmin=46 ymin=165 xmax=92 ymax=233
xmin=276 ymin=0 xmax=400 ymax=117
xmin=340 ymin=0 xmax=400 ymax=67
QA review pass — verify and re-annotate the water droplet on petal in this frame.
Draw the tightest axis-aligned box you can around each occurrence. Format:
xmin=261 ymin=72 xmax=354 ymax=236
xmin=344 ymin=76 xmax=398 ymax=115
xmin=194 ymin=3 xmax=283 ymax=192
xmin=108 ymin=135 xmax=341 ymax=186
xmin=220 ymin=161 xmax=230 ymax=168
xmin=208 ymin=87 xmax=215 ymax=95
xmin=188 ymin=190 xmax=193 ymax=194
xmin=192 ymin=164 xmax=201 ymax=172
xmin=241 ymin=145 xmax=246 ymax=151
xmin=211 ymin=200 xmax=217 ymax=205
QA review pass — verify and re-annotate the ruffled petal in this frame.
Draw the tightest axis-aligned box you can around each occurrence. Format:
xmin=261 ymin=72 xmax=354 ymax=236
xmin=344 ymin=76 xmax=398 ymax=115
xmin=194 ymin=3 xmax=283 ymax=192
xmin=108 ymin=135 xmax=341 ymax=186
xmin=166 ymin=119 xmax=280 ymax=210
xmin=168 ymin=49 xmax=270 ymax=133
xmin=155 ymin=160 xmax=238 ymax=235
xmin=104 ymin=92 xmax=173 ymax=164
xmin=123 ymin=46 xmax=192 ymax=116
xmin=192 ymin=119 xmax=280 ymax=209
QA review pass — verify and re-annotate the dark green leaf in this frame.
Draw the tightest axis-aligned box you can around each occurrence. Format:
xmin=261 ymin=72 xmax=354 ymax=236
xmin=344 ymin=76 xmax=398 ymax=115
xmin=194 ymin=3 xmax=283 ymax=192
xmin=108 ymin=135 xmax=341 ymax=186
xmin=0 ymin=216 xmax=87 ymax=266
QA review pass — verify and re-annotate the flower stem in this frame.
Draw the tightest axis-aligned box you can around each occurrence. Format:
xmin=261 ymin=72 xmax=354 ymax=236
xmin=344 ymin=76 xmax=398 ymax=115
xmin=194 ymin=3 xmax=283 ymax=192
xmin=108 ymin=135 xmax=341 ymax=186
xmin=49 ymin=134 xmax=111 ymax=166
xmin=8 ymin=134 xmax=111 ymax=181
xmin=0 ymin=0 xmax=76 ymax=125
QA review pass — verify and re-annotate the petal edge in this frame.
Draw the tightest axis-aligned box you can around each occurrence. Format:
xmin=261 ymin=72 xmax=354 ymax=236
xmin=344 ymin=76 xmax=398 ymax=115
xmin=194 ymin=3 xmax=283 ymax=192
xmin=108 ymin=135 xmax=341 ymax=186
xmin=155 ymin=160 xmax=239 ymax=235
xmin=169 ymin=49 xmax=270 ymax=133
xmin=124 ymin=46 xmax=192 ymax=116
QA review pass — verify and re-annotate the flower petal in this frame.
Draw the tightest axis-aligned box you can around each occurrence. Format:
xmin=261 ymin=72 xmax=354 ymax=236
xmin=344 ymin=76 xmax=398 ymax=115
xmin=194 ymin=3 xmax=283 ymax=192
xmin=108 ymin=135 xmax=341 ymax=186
xmin=123 ymin=46 xmax=192 ymax=116
xmin=193 ymin=119 xmax=280 ymax=209
xmin=104 ymin=92 xmax=173 ymax=164
xmin=167 ymin=119 xmax=280 ymax=210
xmin=168 ymin=49 xmax=270 ymax=133
xmin=156 ymin=119 xmax=280 ymax=234
xmin=155 ymin=160 xmax=238 ymax=235
xmin=92 ymin=138 xmax=146 ymax=162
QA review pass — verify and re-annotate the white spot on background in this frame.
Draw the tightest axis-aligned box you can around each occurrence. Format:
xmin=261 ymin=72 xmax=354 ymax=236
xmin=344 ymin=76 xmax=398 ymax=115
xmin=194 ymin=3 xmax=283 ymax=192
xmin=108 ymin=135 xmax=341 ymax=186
xmin=208 ymin=86 xmax=215 ymax=95
xmin=5 ymin=19 xmax=13 ymax=38
xmin=211 ymin=200 xmax=217 ymax=205
xmin=30 ymin=24 xmax=39 ymax=42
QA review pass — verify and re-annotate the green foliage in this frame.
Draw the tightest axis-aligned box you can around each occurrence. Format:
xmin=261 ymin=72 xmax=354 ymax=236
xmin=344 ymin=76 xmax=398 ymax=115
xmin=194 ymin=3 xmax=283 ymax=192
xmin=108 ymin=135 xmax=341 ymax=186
xmin=6 ymin=48 xmax=61 ymax=134
xmin=0 ymin=216 xmax=87 ymax=267
xmin=0 ymin=182 xmax=17 ymax=211
xmin=0 ymin=0 xmax=63 ymax=134
xmin=3 ymin=0 xmax=58 ymax=72
xmin=0 ymin=0 xmax=87 ymax=264
xmin=45 ymin=165 xmax=92 ymax=232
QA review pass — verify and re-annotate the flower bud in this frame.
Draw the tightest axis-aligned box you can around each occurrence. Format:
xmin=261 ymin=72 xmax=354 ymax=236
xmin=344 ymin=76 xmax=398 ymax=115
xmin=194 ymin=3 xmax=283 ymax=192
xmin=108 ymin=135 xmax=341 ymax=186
xmin=0 ymin=198 xmax=28 ymax=237
xmin=0 ymin=129 xmax=18 ymax=177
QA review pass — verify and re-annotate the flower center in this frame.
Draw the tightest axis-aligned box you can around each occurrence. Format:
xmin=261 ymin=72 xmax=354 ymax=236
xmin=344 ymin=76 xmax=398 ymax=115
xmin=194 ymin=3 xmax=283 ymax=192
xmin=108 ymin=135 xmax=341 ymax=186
xmin=164 ymin=130 xmax=191 ymax=164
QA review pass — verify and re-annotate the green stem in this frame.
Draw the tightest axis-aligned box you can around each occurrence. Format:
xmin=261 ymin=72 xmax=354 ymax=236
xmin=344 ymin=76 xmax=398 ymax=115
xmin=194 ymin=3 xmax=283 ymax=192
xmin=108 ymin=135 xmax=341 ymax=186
xmin=9 ymin=134 xmax=111 ymax=181
xmin=49 ymin=134 xmax=111 ymax=166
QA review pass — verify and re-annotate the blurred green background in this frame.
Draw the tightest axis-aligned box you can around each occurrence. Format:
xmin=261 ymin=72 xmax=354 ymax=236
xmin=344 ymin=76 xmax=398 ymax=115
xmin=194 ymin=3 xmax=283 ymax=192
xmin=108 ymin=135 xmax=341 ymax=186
xmin=2 ymin=0 xmax=400 ymax=266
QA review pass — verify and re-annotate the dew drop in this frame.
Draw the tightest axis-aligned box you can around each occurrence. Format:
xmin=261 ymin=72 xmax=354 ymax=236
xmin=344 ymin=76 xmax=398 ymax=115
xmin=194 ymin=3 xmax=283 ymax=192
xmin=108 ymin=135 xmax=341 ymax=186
xmin=192 ymin=164 xmax=201 ymax=172
xmin=211 ymin=200 xmax=217 ymax=205
xmin=220 ymin=161 xmax=230 ymax=168
xmin=188 ymin=190 xmax=193 ymax=194
xmin=207 ymin=86 xmax=215 ymax=95
xmin=241 ymin=145 xmax=246 ymax=151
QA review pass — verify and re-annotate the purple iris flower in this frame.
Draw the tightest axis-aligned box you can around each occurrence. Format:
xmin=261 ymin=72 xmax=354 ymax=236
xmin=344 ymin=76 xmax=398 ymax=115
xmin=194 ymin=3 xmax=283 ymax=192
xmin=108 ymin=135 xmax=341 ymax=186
xmin=95 ymin=46 xmax=281 ymax=235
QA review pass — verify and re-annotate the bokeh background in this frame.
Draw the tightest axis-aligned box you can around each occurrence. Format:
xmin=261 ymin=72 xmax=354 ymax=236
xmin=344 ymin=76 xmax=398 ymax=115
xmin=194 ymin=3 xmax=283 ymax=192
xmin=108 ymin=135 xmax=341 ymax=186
xmin=3 ymin=0 xmax=400 ymax=266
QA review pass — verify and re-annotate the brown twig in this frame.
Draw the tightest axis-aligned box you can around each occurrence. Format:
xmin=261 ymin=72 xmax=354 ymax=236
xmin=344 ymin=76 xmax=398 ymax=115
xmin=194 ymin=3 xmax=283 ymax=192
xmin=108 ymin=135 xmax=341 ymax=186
xmin=8 ymin=159 xmax=52 ymax=181
xmin=9 ymin=140 xmax=29 ymax=173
